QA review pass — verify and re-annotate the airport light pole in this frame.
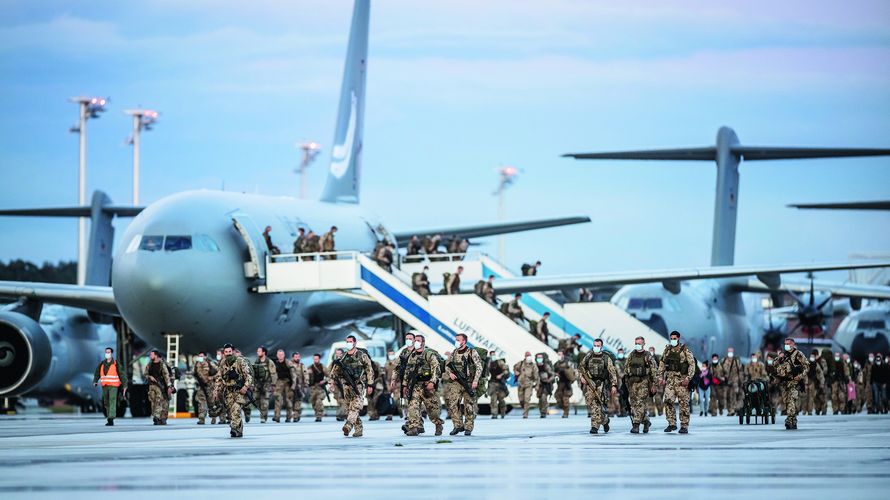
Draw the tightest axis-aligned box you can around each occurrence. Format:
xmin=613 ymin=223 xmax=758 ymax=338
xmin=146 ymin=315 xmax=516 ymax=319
xmin=68 ymin=96 xmax=108 ymax=286
xmin=124 ymin=109 xmax=159 ymax=205
xmin=295 ymin=141 xmax=321 ymax=199
xmin=493 ymin=165 xmax=519 ymax=262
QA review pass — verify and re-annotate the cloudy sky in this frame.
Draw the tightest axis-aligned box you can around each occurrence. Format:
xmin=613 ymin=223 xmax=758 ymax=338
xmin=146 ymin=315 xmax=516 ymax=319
xmin=1 ymin=0 xmax=889 ymax=276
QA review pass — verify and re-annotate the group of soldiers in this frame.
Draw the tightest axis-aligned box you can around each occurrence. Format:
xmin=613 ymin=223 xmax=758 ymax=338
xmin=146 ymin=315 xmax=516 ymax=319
xmin=261 ymin=225 xmax=338 ymax=258
xmin=405 ymin=234 xmax=470 ymax=258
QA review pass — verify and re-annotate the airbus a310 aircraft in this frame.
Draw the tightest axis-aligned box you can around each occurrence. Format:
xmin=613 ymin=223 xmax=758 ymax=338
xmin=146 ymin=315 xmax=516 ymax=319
xmin=2 ymin=0 xmax=889 ymax=401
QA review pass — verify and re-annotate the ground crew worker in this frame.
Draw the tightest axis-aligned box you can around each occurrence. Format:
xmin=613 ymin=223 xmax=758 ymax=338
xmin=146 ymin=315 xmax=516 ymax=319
xmin=214 ymin=343 xmax=253 ymax=438
xmin=444 ymin=334 xmax=483 ymax=435
xmin=271 ymin=349 xmax=296 ymax=423
xmin=251 ymin=346 xmax=277 ymax=423
xmin=625 ymin=337 xmax=658 ymax=433
xmin=535 ymin=312 xmax=551 ymax=344
xmin=293 ymin=227 xmax=306 ymax=254
xmin=308 ymin=353 xmax=328 ymax=421
xmin=321 ymin=225 xmax=337 ymax=259
xmin=535 ymin=353 xmax=555 ymax=418
xmin=402 ymin=335 xmax=444 ymax=435
xmin=513 ymin=351 xmax=539 ymax=418
xmin=328 ymin=335 xmax=374 ymax=437
xmin=488 ymin=353 xmax=509 ymax=418
xmin=144 ymin=349 xmax=173 ymax=425
xmin=553 ymin=351 xmax=575 ymax=418
xmin=444 ymin=266 xmax=463 ymax=294
xmin=193 ymin=351 xmax=216 ymax=425
xmin=291 ymin=352 xmax=308 ymax=422
xmin=657 ymin=331 xmax=695 ymax=434
xmin=92 ymin=347 xmax=128 ymax=426
xmin=830 ymin=352 xmax=850 ymax=414
xmin=721 ymin=347 xmax=744 ymax=416
xmin=774 ymin=338 xmax=809 ymax=429
xmin=579 ymin=339 xmax=618 ymax=434
xmin=412 ymin=266 xmax=431 ymax=299
xmin=505 ymin=293 xmax=526 ymax=324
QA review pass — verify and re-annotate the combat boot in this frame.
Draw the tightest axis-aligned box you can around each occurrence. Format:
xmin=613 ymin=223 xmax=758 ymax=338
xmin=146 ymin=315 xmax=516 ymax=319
xmin=285 ymin=418 xmax=291 ymax=423
xmin=106 ymin=418 xmax=114 ymax=426
xmin=294 ymin=416 xmax=300 ymax=422
xmin=664 ymin=425 xmax=677 ymax=432
xmin=272 ymin=417 xmax=279 ymax=423
xmin=230 ymin=430 xmax=237 ymax=438
xmin=210 ymin=417 xmax=217 ymax=425
xmin=491 ymin=415 xmax=497 ymax=419
xmin=643 ymin=420 xmax=650 ymax=434
xmin=342 ymin=425 xmax=350 ymax=436
xmin=630 ymin=423 xmax=639 ymax=433
xmin=401 ymin=424 xmax=409 ymax=434
xmin=499 ymin=414 xmax=504 ymax=419
xmin=369 ymin=416 xmax=379 ymax=421
xmin=197 ymin=419 xmax=205 ymax=425
xmin=315 ymin=417 xmax=322 ymax=422
xmin=352 ymin=428 xmax=363 ymax=437
xmin=589 ymin=427 xmax=598 ymax=434
xmin=406 ymin=428 xmax=419 ymax=436
xmin=244 ymin=414 xmax=251 ymax=423
xmin=385 ymin=415 xmax=392 ymax=421
xmin=678 ymin=427 xmax=688 ymax=434
xmin=540 ymin=414 xmax=546 ymax=418
xmin=435 ymin=422 xmax=443 ymax=436
xmin=603 ymin=420 xmax=610 ymax=433
xmin=449 ymin=427 xmax=464 ymax=436
xmin=464 ymin=430 xmax=472 ymax=436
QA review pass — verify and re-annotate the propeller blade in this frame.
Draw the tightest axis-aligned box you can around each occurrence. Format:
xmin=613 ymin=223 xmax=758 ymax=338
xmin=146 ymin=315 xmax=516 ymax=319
xmin=787 ymin=290 xmax=806 ymax=308
xmin=816 ymin=295 xmax=833 ymax=311
xmin=808 ymin=277 xmax=815 ymax=307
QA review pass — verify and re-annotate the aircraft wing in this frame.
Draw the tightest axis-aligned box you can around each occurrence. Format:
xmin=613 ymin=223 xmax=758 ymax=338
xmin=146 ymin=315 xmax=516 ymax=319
xmin=0 ymin=205 xmax=144 ymax=217
xmin=489 ymin=260 xmax=890 ymax=295
xmin=392 ymin=216 xmax=590 ymax=246
xmin=788 ymin=201 xmax=890 ymax=211
xmin=732 ymin=277 xmax=890 ymax=300
xmin=563 ymin=146 xmax=890 ymax=162
xmin=0 ymin=281 xmax=118 ymax=315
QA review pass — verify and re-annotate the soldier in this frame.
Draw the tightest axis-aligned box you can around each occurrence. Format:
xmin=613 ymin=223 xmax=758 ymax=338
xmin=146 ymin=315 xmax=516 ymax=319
xmin=329 ymin=348 xmax=348 ymax=421
xmin=746 ymin=352 xmax=767 ymax=381
xmin=391 ymin=332 xmax=417 ymax=418
xmin=553 ymin=350 xmax=576 ymax=418
xmin=412 ymin=266 xmax=432 ymax=299
xmin=765 ymin=352 xmax=782 ymax=411
xmin=293 ymin=227 xmax=306 ymax=254
xmin=214 ymin=343 xmax=254 ymax=437
xmin=558 ymin=334 xmax=583 ymax=362
xmin=406 ymin=235 xmax=422 ymax=256
xmin=873 ymin=354 xmax=888 ymax=414
xmin=521 ymin=260 xmax=541 ymax=276
xmin=320 ymin=225 xmax=337 ymax=259
xmin=720 ymin=347 xmax=744 ymax=416
xmin=144 ymin=349 xmax=173 ymax=425
xmin=383 ymin=349 xmax=399 ymax=420
xmin=193 ymin=351 xmax=216 ymax=425
xmin=578 ymin=339 xmax=618 ymax=434
xmin=625 ymin=337 xmax=658 ymax=433
xmin=830 ymin=352 xmax=850 ymax=414
xmin=400 ymin=334 xmax=444 ymax=436
xmin=535 ymin=353 xmax=555 ymax=418
xmin=251 ymin=347 xmax=277 ymax=423
xmin=92 ymin=347 xmax=128 ymax=426
xmin=374 ymin=241 xmax=394 ymax=272
xmin=443 ymin=266 xmax=463 ymax=294
xmin=513 ymin=351 xmax=539 ymax=418
xmin=271 ymin=349 xmax=296 ymax=423
xmin=291 ymin=352 xmax=308 ymax=422
xmin=862 ymin=353 xmax=875 ymax=413
xmin=328 ymin=335 xmax=375 ymax=437
xmin=773 ymin=338 xmax=809 ymax=429
xmin=367 ymin=359 xmax=385 ymax=421
xmin=214 ymin=349 xmax=228 ymax=425
xmin=804 ymin=351 xmax=823 ymax=415
xmin=505 ymin=293 xmax=526 ymax=325
xmin=482 ymin=275 xmax=496 ymax=305
xmin=308 ymin=353 xmax=329 ymax=421
xmin=262 ymin=225 xmax=281 ymax=254
xmin=487 ymin=352 xmax=509 ymax=419
xmin=610 ymin=348 xmax=627 ymax=417
xmin=535 ymin=312 xmax=551 ymax=344
xmin=648 ymin=346 xmax=664 ymax=416
xmin=444 ymin=334 xmax=483 ymax=435
xmin=657 ymin=331 xmax=695 ymax=434
xmin=708 ymin=353 xmax=726 ymax=416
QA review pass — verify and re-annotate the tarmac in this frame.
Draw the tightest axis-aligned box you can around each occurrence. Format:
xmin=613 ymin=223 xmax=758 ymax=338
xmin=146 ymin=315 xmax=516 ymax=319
xmin=0 ymin=410 xmax=888 ymax=499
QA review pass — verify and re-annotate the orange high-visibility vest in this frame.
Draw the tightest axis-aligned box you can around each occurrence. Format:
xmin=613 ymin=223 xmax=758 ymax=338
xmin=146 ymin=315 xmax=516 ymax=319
xmin=99 ymin=361 xmax=121 ymax=387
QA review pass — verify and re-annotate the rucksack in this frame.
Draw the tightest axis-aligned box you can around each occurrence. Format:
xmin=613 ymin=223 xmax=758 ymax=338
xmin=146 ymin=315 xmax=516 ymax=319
xmin=473 ymin=280 xmax=486 ymax=295
xmin=252 ymin=359 xmax=268 ymax=383
xmin=424 ymin=348 xmax=447 ymax=375
xmin=528 ymin=319 xmax=538 ymax=335
xmin=356 ymin=347 xmax=379 ymax=382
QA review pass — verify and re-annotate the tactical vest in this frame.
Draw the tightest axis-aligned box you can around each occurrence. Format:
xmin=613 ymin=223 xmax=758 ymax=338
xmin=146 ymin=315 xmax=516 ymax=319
xmin=451 ymin=349 xmax=477 ymax=380
xmin=412 ymin=351 xmax=435 ymax=382
xmin=309 ymin=363 xmax=325 ymax=385
xmin=148 ymin=361 xmax=164 ymax=384
xmin=340 ymin=351 xmax=366 ymax=382
xmin=664 ymin=348 xmax=689 ymax=374
xmin=274 ymin=359 xmax=291 ymax=381
xmin=253 ymin=359 xmax=269 ymax=384
xmin=489 ymin=360 xmax=503 ymax=380
xmin=585 ymin=354 xmax=607 ymax=381
xmin=808 ymin=361 xmax=817 ymax=380
xmin=626 ymin=353 xmax=649 ymax=379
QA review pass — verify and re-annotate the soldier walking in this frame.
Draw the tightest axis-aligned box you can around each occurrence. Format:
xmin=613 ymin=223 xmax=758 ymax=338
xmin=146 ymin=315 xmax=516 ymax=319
xmin=272 ymin=349 xmax=296 ymax=422
xmin=513 ymin=351 xmax=539 ymax=418
xmin=328 ymin=335 xmax=374 ymax=437
xmin=144 ymin=349 xmax=173 ymax=425
xmin=215 ymin=343 xmax=254 ymax=438
xmin=487 ymin=353 xmax=509 ymax=419
xmin=444 ymin=334 xmax=483 ymax=435
xmin=400 ymin=334 xmax=445 ymax=436
xmin=92 ymin=347 xmax=128 ymax=426
xmin=657 ymin=331 xmax=696 ymax=434
xmin=721 ymin=347 xmax=744 ymax=416
xmin=578 ymin=339 xmax=618 ymax=434
xmin=774 ymin=338 xmax=810 ymax=429
xmin=535 ymin=353 xmax=555 ymax=418
xmin=193 ymin=351 xmax=217 ymax=425
xmin=291 ymin=352 xmax=308 ymax=422
xmin=625 ymin=337 xmax=658 ymax=433
xmin=251 ymin=347 xmax=277 ymax=423
xmin=553 ymin=351 xmax=576 ymax=418
xmin=308 ymin=354 xmax=329 ymax=421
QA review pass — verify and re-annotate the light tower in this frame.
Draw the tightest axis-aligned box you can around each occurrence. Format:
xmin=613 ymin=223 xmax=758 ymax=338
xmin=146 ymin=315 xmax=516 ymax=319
xmin=68 ymin=96 xmax=108 ymax=286
xmin=493 ymin=165 xmax=519 ymax=262
xmin=124 ymin=109 xmax=159 ymax=205
xmin=295 ymin=141 xmax=321 ymax=199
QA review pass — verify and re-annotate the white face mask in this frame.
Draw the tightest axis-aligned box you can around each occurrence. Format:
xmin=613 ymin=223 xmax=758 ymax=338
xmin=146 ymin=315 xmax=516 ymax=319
xmin=670 ymin=339 xmax=678 ymax=347
xmin=868 ymin=356 xmax=875 ymax=363
xmin=809 ymin=356 xmax=815 ymax=362
xmin=834 ymin=356 xmax=840 ymax=361
xmin=196 ymin=356 xmax=204 ymax=363
xmin=592 ymin=346 xmax=602 ymax=354
xmin=783 ymin=344 xmax=791 ymax=352
xmin=752 ymin=357 xmax=758 ymax=362
xmin=413 ymin=340 xmax=423 ymax=350
xmin=525 ymin=355 xmax=531 ymax=361
xmin=346 ymin=342 xmax=356 ymax=351
xmin=104 ymin=353 xmax=112 ymax=360
xmin=877 ymin=360 xmax=883 ymax=365
xmin=727 ymin=352 xmax=734 ymax=358
xmin=454 ymin=340 xmax=463 ymax=349
xmin=767 ymin=359 xmax=774 ymax=365
xmin=216 ymin=354 xmax=222 ymax=361
xmin=634 ymin=344 xmax=643 ymax=351
xmin=406 ymin=338 xmax=414 ymax=347
xmin=535 ymin=357 xmax=543 ymax=364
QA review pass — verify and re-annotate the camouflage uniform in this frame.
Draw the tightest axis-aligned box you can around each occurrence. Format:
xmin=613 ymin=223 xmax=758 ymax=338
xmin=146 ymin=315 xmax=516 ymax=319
xmin=215 ymin=354 xmax=254 ymax=437
xmin=774 ymin=347 xmax=809 ymax=428
xmin=250 ymin=356 xmax=277 ymax=422
xmin=329 ymin=349 xmax=374 ymax=437
xmin=328 ymin=357 xmax=348 ymax=420
xmin=625 ymin=349 xmax=658 ymax=431
xmin=816 ymin=356 xmax=829 ymax=414
xmin=307 ymin=362 xmax=329 ymax=419
xmin=513 ymin=358 xmax=539 ymax=418
xmin=535 ymin=356 xmax=556 ymax=417
xmin=708 ymin=360 xmax=726 ymax=415
xmin=804 ymin=357 xmax=825 ymax=415
xmin=830 ymin=359 xmax=850 ymax=414
xmin=194 ymin=359 xmax=217 ymax=424
xmin=320 ymin=230 xmax=336 ymax=259
xmin=648 ymin=352 xmax=664 ymax=416
xmin=487 ymin=358 xmax=509 ymax=418
xmin=403 ymin=348 xmax=444 ymax=434
xmin=392 ymin=347 xmax=415 ymax=418
xmin=746 ymin=359 xmax=767 ymax=381
xmin=657 ymin=343 xmax=696 ymax=431
xmin=579 ymin=351 xmax=618 ymax=432
xmin=553 ymin=358 xmax=576 ymax=418
xmin=720 ymin=356 xmax=744 ymax=416
xmin=367 ymin=360 xmax=385 ymax=420
xmin=384 ymin=356 xmax=401 ymax=419
xmin=445 ymin=347 xmax=483 ymax=432
xmin=272 ymin=358 xmax=297 ymax=422
xmin=144 ymin=360 xmax=172 ymax=424
xmin=292 ymin=361 xmax=308 ymax=421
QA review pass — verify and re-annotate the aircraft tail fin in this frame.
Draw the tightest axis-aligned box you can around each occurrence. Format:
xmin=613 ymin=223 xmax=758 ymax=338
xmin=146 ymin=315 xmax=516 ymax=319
xmin=320 ymin=0 xmax=370 ymax=205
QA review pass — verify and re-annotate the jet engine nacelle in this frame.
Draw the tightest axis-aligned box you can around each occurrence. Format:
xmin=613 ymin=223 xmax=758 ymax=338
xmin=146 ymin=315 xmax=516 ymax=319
xmin=0 ymin=312 xmax=52 ymax=397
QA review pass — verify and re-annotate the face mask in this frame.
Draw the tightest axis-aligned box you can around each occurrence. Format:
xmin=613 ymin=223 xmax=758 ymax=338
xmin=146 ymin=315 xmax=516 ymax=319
xmin=346 ymin=342 xmax=355 ymax=351
xmin=413 ymin=341 xmax=423 ymax=350
xmin=712 ymin=359 xmax=718 ymax=364
xmin=104 ymin=353 xmax=112 ymax=360
xmin=592 ymin=346 xmax=602 ymax=354
xmin=877 ymin=360 xmax=883 ymax=365
xmin=868 ymin=357 xmax=875 ymax=363
xmin=617 ymin=353 xmax=625 ymax=359
xmin=454 ymin=341 xmax=463 ymax=349
xmin=834 ymin=356 xmax=840 ymax=362
xmin=406 ymin=338 xmax=414 ymax=347
xmin=767 ymin=359 xmax=773 ymax=366
xmin=536 ymin=357 xmax=543 ymax=364
xmin=649 ymin=350 xmax=655 ymax=356
xmin=727 ymin=352 xmax=734 ymax=358
xmin=752 ymin=357 xmax=758 ymax=363
xmin=196 ymin=356 xmax=204 ymax=363
xmin=783 ymin=345 xmax=791 ymax=352
xmin=809 ymin=356 xmax=815 ymax=362
xmin=670 ymin=339 xmax=678 ymax=347
xmin=634 ymin=344 xmax=643 ymax=351
xmin=525 ymin=355 xmax=531 ymax=361
xmin=216 ymin=354 xmax=222 ymax=361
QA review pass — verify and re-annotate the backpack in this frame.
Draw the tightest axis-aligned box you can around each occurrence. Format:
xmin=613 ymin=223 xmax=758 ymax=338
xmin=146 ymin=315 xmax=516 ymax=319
xmin=356 ymin=347 xmax=379 ymax=382
xmin=424 ymin=348 xmax=447 ymax=376
xmin=687 ymin=353 xmax=701 ymax=391
xmin=473 ymin=280 xmax=486 ymax=295
xmin=528 ymin=319 xmax=538 ymax=335
xmin=252 ymin=359 xmax=268 ymax=384
xmin=440 ymin=273 xmax=452 ymax=294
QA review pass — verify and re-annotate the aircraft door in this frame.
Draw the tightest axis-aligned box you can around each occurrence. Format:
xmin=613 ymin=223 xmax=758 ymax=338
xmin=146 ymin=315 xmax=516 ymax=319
xmin=231 ymin=214 xmax=267 ymax=279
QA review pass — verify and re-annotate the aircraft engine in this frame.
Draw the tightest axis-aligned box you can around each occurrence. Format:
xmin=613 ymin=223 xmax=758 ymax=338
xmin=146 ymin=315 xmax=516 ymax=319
xmin=0 ymin=312 xmax=52 ymax=397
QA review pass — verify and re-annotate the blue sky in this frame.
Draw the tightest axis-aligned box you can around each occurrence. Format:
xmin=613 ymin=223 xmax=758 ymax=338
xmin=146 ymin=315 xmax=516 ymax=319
xmin=1 ymin=0 xmax=889 ymax=276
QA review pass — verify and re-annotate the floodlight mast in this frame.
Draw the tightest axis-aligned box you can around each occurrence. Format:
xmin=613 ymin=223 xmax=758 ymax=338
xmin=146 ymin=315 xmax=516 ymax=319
xmin=493 ymin=166 xmax=519 ymax=262
xmin=68 ymin=96 xmax=107 ymax=285
xmin=296 ymin=141 xmax=321 ymax=199
xmin=124 ymin=109 xmax=159 ymax=205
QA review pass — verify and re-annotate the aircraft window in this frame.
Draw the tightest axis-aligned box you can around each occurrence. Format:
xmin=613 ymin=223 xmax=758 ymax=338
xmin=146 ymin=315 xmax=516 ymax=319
xmin=125 ymin=235 xmax=142 ymax=254
xmin=193 ymin=234 xmax=220 ymax=252
xmin=858 ymin=320 xmax=887 ymax=330
xmin=164 ymin=235 xmax=192 ymax=252
xmin=139 ymin=235 xmax=164 ymax=252
xmin=627 ymin=298 xmax=645 ymax=309
xmin=644 ymin=298 xmax=663 ymax=310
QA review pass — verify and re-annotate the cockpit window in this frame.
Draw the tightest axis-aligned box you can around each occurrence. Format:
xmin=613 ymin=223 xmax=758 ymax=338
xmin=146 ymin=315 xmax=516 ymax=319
xmin=139 ymin=235 xmax=164 ymax=252
xmin=857 ymin=320 xmax=887 ymax=330
xmin=194 ymin=234 xmax=220 ymax=252
xmin=645 ymin=298 xmax=663 ymax=309
xmin=626 ymin=298 xmax=663 ymax=310
xmin=627 ymin=298 xmax=645 ymax=310
xmin=164 ymin=236 xmax=192 ymax=252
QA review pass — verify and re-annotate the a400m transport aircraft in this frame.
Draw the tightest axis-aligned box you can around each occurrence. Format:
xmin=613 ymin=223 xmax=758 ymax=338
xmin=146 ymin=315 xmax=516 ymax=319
xmin=1 ymin=0 xmax=889 ymax=400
